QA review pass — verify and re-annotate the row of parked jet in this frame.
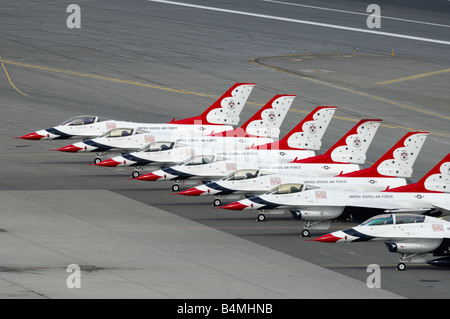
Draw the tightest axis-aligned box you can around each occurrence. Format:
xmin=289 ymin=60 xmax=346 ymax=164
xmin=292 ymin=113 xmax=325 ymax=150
xmin=18 ymin=83 xmax=450 ymax=271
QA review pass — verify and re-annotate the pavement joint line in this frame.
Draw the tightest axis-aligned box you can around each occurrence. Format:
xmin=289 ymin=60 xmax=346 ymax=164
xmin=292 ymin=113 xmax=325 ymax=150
xmin=374 ymin=68 xmax=450 ymax=85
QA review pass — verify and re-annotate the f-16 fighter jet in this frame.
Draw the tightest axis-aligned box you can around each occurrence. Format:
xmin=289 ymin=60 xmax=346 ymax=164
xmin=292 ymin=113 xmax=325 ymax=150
xmin=221 ymin=153 xmax=450 ymax=237
xmin=16 ymin=83 xmax=254 ymax=140
xmin=313 ymin=213 xmax=450 ymax=271
xmin=53 ymin=94 xmax=294 ymax=164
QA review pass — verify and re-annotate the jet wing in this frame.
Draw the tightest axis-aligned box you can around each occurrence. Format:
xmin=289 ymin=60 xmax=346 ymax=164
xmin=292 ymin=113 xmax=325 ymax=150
xmin=383 ymin=208 xmax=431 ymax=214
xmin=383 ymin=204 xmax=450 ymax=216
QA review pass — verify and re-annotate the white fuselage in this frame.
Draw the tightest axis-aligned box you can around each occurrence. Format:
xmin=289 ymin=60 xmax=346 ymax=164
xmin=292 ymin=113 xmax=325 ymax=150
xmin=235 ymin=188 xmax=450 ymax=221
xmin=337 ymin=216 xmax=450 ymax=244
xmin=69 ymin=133 xmax=275 ymax=154
xmin=36 ymin=120 xmax=234 ymax=140
xmin=196 ymin=175 xmax=408 ymax=197
xmin=108 ymin=147 xmax=315 ymax=167
xmin=149 ymin=161 xmax=361 ymax=182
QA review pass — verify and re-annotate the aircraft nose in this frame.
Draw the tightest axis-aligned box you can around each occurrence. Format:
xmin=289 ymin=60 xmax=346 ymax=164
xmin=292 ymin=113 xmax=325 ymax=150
xmin=16 ymin=132 xmax=45 ymax=140
xmin=220 ymin=201 xmax=249 ymax=210
xmin=53 ymin=145 xmax=83 ymax=152
xmin=135 ymin=172 xmax=162 ymax=181
xmin=96 ymin=159 xmax=121 ymax=167
xmin=177 ymin=187 xmax=205 ymax=196
xmin=311 ymin=233 xmax=343 ymax=243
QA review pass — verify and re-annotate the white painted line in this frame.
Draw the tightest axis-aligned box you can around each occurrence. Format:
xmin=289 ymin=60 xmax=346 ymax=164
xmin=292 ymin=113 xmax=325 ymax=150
xmin=148 ymin=0 xmax=450 ymax=46
xmin=263 ymin=0 xmax=450 ymax=29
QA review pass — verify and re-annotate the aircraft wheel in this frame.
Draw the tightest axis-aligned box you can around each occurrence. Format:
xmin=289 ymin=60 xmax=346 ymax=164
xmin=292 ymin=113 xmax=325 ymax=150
xmin=396 ymin=263 xmax=406 ymax=271
xmin=301 ymin=229 xmax=310 ymax=237
xmin=257 ymin=213 xmax=266 ymax=222
xmin=93 ymin=157 xmax=102 ymax=164
xmin=212 ymin=199 xmax=222 ymax=207
xmin=131 ymin=171 xmax=140 ymax=179
xmin=171 ymin=184 xmax=180 ymax=192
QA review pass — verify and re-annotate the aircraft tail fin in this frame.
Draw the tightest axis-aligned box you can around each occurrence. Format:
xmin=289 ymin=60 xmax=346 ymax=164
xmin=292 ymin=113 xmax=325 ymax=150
xmin=170 ymin=83 xmax=255 ymax=125
xmin=291 ymin=119 xmax=381 ymax=164
xmin=386 ymin=153 xmax=450 ymax=193
xmin=211 ymin=94 xmax=294 ymax=138
xmin=339 ymin=131 xmax=429 ymax=178
xmin=248 ymin=106 xmax=336 ymax=150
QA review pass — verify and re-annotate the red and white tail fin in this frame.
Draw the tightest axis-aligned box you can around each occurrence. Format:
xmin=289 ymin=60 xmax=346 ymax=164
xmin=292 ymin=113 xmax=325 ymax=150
xmin=248 ymin=106 xmax=337 ymax=150
xmin=292 ymin=119 xmax=381 ymax=164
xmin=170 ymin=83 xmax=255 ymax=125
xmin=387 ymin=153 xmax=450 ymax=193
xmin=338 ymin=131 xmax=429 ymax=178
xmin=210 ymin=94 xmax=294 ymax=138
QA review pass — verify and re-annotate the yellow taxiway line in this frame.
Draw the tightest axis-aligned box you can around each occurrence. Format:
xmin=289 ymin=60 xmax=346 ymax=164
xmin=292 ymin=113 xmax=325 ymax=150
xmin=374 ymin=68 xmax=450 ymax=85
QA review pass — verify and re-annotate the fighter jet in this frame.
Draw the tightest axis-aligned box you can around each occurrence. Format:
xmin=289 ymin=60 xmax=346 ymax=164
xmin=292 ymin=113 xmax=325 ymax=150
xmin=221 ymin=153 xmax=450 ymax=237
xmin=313 ymin=213 xmax=450 ymax=271
xmin=178 ymin=131 xmax=428 ymax=208
xmin=16 ymin=82 xmax=254 ymax=140
xmin=135 ymin=119 xmax=381 ymax=192
xmin=94 ymin=105 xmax=337 ymax=177
xmin=54 ymin=94 xmax=295 ymax=164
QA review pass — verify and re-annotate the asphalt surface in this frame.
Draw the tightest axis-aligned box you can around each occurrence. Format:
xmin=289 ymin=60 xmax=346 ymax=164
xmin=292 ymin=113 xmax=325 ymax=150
xmin=1 ymin=0 xmax=449 ymax=300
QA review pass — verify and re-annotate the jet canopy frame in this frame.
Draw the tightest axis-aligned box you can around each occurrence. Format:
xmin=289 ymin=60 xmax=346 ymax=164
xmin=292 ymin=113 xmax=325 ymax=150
xmin=181 ymin=155 xmax=227 ymax=166
xmin=221 ymin=169 xmax=272 ymax=181
xmin=99 ymin=128 xmax=148 ymax=138
xmin=138 ymin=141 xmax=175 ymax=152
xmin=360 ymin=214 xmax=426 ymax=226
xmin=266 ymin=183 xmax=305 ymax=195
xmin=60 ymin=115 xmax=110 ymax=126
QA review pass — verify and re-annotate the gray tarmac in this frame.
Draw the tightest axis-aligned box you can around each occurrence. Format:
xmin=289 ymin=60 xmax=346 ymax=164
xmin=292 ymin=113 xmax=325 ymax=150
xmin=1 ymin=0 xmax=449 ymax=299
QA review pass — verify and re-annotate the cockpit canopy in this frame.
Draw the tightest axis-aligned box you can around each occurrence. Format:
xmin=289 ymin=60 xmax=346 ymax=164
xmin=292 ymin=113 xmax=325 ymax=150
xmin=60 ymin=115 xmax=110 ymax=126
xmin=99 ymin=128 xmax=148 ymax=138
xmin=181 ymin=155 xmax=218 ymax=166
xmin=137 ymin=142 xmax=175 ymax=152
xmin=221 ymin=169 xmax=272 ymax=181
xmin=360 ymin=214 xmax=425 ymax=226
xmin=267 ymin=183 xmax=305 ymax=195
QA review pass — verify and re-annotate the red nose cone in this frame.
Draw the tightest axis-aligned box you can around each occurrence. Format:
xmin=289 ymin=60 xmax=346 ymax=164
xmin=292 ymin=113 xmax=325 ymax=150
xmin=312 ymin=233 xmax=341 ymax=243
xmin=17 ymin=132 xmax=45 ymax=140
xmin=53 ymin=145 xmax=83 ymax=152
xmin=177 ymin=188 xmax=205 ymax=196
xmin=96 ymin=159 xmax=120 ymax=167
xmin=135 ymin=173 xmax=161 ymax=181
xmin=220 ymin=202 xmax=248 ymax=210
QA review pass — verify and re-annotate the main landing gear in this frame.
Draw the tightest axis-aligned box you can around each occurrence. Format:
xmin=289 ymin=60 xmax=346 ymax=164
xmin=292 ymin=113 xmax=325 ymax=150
xmin=396 ymin=253 xmax=427 ymax=271
xmin=257 ymin=213 xmax=266 ymax=222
